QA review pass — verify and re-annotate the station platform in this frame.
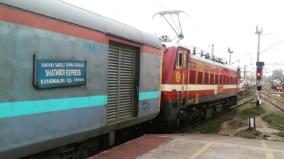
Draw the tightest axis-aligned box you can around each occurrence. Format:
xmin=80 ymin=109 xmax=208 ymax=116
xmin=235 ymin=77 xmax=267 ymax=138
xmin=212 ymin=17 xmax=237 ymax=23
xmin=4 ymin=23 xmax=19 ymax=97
xmin=89 ymin=134 xmax=284 ymax=159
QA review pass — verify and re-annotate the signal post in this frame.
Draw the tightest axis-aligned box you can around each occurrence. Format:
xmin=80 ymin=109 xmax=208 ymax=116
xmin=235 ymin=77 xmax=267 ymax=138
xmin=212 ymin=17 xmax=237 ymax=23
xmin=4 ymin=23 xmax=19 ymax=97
xmin=255 ymin=26 xmax=263 ymax=107
xmin=256 ymin=62 xmax=264 ymax=106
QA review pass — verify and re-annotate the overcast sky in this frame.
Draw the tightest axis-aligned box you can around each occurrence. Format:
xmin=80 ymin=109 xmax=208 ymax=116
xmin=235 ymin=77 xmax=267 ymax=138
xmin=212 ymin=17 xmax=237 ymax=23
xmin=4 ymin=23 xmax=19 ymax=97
xmin=63 ymin=0 xmax=284 ymax=76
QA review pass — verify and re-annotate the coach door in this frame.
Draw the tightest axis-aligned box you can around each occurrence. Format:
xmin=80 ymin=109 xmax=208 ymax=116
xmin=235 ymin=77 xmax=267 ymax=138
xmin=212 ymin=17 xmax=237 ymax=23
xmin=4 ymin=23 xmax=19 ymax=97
xmin=106 ymin=42 xmax=139 ymax=124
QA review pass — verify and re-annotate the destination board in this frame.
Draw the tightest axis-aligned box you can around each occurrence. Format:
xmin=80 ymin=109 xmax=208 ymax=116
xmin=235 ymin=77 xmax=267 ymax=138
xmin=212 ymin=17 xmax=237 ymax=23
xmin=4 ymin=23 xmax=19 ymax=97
xmin=35 ymin=59 xmax=86 ymax=89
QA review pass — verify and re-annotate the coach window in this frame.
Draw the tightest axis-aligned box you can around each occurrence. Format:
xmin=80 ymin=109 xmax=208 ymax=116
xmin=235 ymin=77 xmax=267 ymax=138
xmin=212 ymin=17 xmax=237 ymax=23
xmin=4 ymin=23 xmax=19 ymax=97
xmin=176 ymin=50 xmax=183 ymax=68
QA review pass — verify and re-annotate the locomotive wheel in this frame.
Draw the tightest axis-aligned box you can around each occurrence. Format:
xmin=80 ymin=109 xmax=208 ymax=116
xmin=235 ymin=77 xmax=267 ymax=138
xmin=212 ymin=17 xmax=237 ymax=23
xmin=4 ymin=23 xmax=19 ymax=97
xmin=175 ymin=117 xmax=181 ymax=129
xmin=205 ymin=106 xmax=213 ymax=119
xmin=199 ymin=108 xmax=206 ymax=121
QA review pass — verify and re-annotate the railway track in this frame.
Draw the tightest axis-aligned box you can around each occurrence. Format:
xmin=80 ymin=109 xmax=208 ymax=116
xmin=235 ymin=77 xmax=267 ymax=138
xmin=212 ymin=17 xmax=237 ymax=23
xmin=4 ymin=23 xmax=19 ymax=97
xmin=232 ymin=96 xmax=255 ymax=109
xmin=261 ymin=91 xmax=284 ymax=112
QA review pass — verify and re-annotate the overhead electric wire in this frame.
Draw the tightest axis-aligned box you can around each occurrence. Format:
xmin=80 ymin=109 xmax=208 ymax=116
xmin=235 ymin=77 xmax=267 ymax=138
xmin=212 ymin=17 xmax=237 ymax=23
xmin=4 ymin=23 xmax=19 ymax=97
xmin=260 ymin=40 xmax=284 ymax=54
xmin=262 ymin=33 xmax=284 ymax=37
xmin=232 ymin=39 xmax=284 ymax=65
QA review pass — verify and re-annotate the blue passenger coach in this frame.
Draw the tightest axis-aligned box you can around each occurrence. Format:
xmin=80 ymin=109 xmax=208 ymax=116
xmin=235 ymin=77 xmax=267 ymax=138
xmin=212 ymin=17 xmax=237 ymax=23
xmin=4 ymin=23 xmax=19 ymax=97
xmin=0 ymin=0 xmax=162 ymax=158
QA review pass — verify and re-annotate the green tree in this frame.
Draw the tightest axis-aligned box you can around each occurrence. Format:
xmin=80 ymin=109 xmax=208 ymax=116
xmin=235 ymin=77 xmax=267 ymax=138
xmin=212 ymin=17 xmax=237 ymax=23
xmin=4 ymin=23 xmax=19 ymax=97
xmin=272 ymin=69 xmax=284 ymax=81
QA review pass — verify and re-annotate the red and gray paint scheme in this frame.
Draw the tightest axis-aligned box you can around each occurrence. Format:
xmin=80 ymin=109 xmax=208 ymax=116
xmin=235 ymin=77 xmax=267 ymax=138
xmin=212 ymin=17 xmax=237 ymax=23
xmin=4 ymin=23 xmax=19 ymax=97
xmin=0 ymin=0 xmax=162 ymax=158
xmin=160 ymin=44 xmax=240 ymax=126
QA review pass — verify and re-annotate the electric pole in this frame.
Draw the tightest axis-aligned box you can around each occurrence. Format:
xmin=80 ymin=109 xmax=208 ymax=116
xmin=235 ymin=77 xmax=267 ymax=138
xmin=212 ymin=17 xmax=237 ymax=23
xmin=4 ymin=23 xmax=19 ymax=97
xmin=256 ymin=26 xmax=262 ymax=62
xmin=244 ymin=65 xmax=246 ymax=82
xmin=255 ymin=26 xmax=264 ymax=107
xmin=228 ymin=47 xmax=233 ymax=64
xmin=211 ymin=44 xmax=214 ymax=57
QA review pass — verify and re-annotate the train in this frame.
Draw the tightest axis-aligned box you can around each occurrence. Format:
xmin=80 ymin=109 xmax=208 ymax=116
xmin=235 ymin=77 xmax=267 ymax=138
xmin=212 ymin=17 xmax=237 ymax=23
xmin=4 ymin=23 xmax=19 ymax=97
xmin=160 ymin=44 xmax=240 ymax=127
xmin=271 ymin=79 xmax=283 ymax=91
xmin=0 ymin=0 xmax=240 ymax=159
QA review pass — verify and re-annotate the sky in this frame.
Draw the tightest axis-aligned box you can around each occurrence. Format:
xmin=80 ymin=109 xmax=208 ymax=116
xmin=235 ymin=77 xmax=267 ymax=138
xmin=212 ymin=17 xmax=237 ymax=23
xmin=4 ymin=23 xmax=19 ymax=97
xmin=62 ymin=0 xmax=284 ymax=77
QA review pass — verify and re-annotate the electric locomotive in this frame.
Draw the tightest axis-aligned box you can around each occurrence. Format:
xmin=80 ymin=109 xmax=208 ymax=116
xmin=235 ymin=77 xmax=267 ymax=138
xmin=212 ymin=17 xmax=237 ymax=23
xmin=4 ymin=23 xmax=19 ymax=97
xmin=271 ymin=79 xmax=283 ymax=91
xmin=160 ymin=44 xmax=240 ymax=127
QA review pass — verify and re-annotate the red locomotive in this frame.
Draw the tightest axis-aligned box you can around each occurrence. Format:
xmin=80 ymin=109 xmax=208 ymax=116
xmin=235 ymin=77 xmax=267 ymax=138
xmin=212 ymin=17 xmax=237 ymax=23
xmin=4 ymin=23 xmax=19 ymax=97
xmin=160 ymin=44 xmax=240 ymax=127
xmin=271 ymin=79 xmax=283 ymax=91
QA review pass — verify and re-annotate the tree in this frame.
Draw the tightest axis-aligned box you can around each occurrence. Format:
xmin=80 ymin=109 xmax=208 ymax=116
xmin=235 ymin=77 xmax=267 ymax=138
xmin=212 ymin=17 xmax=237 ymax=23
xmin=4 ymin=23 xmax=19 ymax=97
xmin=272 ymin=69 xmax=284 ymax=81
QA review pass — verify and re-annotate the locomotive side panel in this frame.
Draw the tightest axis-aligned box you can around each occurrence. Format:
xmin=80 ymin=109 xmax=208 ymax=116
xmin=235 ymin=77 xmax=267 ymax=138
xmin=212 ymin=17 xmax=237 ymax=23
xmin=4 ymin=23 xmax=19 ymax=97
xmin=160 ymin=45 xmax=239 ymax=124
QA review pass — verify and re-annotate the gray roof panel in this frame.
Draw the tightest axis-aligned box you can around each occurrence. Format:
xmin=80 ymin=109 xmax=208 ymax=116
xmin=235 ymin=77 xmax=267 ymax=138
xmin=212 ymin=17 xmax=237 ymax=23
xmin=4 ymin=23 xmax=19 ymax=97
xmin=0 ymin=0 xmax=161 ymax=49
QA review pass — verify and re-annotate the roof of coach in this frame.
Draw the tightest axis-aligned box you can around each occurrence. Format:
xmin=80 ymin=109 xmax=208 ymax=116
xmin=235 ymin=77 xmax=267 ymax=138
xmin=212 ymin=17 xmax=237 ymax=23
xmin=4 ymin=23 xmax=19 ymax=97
xmin=0 ymin=0 xmax=162 ymax=49
xmin=164 ymin=42 xmax=237 ymax=71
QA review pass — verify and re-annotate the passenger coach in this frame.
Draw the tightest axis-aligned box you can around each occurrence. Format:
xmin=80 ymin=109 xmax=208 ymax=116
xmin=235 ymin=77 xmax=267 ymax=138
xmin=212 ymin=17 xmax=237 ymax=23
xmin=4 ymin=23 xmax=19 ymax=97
xmin=0 ymin=0 xmax=162 ymax=158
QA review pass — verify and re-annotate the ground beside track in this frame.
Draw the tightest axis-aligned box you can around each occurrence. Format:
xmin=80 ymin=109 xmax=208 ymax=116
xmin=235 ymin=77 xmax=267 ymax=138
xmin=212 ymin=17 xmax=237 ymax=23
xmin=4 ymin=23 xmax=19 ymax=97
xmin=89 ymin=93 xmax=284 ymax=159
xmin=261 ymin=89 xmax=284 ymax=139
xmin=177 ymin=93 xmax=284 ymax=141
xmin=89 ymin=134 xmax=284 ymax=159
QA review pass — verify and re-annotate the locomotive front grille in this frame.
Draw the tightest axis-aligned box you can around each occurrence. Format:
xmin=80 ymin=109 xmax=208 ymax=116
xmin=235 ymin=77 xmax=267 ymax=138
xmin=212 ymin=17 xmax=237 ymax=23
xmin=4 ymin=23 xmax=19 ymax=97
xmin=107 ymin=42 xmax=136 ymax=123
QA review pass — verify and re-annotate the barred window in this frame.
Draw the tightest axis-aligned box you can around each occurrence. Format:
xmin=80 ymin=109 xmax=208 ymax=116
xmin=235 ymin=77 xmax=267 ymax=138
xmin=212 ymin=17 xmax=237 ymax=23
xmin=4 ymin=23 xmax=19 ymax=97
xmin=190 ymin=70 xmax=196 ymax=84
xmin=210 ymin=74 xmax=214 ymax=84
xmin=215 ymin=75 xmax=219 ymax=84
xmin=198 ymin=72 xmax=203 ymax=84
xmin=204 ymin=73 xmax=209 ymax=84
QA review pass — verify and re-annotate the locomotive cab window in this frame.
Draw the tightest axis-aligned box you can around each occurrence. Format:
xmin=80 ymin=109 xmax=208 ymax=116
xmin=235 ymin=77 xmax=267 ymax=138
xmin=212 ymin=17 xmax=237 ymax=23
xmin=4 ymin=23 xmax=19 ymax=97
xmin=176 ymin=50 xmax=183 ymax=68
xmin=176 ymin=50 xmax=188 ymax=68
